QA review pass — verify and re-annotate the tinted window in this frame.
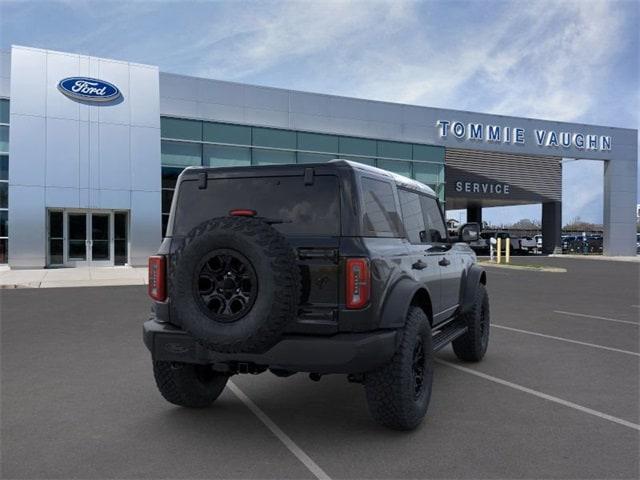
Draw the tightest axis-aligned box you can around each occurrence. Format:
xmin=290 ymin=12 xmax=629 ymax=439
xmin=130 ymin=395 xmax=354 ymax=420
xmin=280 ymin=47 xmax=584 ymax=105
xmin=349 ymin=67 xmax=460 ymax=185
xmin=161 ymin=140 xmax=202 ymax=167
xmin=161 ymin=117 xmax=202 ymax=141
xmin=174 ymin=175 xmax=340 ymax=236
xmin=398 ymin=189 xmax=425 ymax=244
xmin=361 ymin=177 xmax=401 ymax=236
xmin=0 ymin=155 xmax=7 ymax=180
xmin=420 ymin=195 xmax=447 ymax=243
xmin=203 ymin=122 xmax=251 ymax=145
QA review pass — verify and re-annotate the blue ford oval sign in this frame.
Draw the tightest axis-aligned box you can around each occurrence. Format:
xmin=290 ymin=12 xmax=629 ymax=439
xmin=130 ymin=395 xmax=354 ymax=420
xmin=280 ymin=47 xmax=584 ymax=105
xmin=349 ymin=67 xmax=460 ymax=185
xmin=57 ymin=77 xmax=121 ymax=102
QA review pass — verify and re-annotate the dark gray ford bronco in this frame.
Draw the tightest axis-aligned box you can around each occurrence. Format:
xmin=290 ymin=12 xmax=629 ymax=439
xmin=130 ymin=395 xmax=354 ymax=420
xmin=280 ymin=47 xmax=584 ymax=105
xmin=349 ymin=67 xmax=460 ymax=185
xmin=144 ymin=160 xmax=489 ymax=430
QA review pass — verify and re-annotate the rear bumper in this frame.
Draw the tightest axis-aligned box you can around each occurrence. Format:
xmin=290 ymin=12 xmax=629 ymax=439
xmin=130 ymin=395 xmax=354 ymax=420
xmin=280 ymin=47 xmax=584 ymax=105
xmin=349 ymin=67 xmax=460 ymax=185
xmin=143 ymin=320 xmax=398 ymax=374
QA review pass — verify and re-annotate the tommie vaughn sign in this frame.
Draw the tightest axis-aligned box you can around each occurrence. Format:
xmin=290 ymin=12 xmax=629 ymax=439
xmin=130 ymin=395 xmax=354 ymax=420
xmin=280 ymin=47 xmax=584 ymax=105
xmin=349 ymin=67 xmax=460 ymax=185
xmin=57 ymin=77 xmax=121 ymax=102
xmin=436 ymin=120 xmax=612 ymax=152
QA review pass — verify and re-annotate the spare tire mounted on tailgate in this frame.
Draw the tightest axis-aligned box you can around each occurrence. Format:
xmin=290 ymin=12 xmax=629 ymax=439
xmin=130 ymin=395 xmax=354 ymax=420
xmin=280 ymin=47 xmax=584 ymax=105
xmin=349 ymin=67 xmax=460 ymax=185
xmin=170 ymin=216 xmax=300 ymax=353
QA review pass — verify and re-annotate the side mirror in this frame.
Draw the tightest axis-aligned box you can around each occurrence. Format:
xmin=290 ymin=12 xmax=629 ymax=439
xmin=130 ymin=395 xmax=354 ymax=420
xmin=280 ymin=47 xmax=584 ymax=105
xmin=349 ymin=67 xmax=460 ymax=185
xmin=459 ymin=223 xmax=480 ymax=242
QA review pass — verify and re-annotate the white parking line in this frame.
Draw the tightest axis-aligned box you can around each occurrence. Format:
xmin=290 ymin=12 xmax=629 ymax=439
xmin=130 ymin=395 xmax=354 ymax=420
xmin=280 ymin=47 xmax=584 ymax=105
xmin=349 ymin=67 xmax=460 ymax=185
xmin=436 ymin=359 xmax=640 ymax=432
xmin=228 ymin=381 xmax=331 ymax=480
xmin=493 ymin=324 xmax=640 ymax=357
xmin=554 ymin=310 xmax=639 ymax=326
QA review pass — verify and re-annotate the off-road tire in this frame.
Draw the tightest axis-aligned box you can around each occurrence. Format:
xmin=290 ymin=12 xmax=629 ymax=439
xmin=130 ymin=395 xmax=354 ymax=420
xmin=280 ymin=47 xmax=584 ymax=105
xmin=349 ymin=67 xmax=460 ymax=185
xmin=153 ymin=361 xmax=229 ymax=408
xmin=364 ymin=307 xmax=433 ymax=430
xmin=170 ymin=217 xmax=301 ymax=354
xmin=452 ymin=283 xmax=490 ymax=362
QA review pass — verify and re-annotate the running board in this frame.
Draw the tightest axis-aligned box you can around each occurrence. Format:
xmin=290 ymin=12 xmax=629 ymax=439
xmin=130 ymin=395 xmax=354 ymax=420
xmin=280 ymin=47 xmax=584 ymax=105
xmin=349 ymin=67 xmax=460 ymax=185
xmin=432 ymin=321 xmax=468 ymax=351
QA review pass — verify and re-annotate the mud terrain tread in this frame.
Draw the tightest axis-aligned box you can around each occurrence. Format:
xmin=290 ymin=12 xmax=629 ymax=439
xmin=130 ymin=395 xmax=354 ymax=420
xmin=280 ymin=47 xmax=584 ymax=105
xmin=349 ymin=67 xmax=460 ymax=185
xmin=452 ymin=283 xmax=490 ymax=362
xmin=364 ymin=307 xmax=433 ymax=430
xmin=153 ymin=361 xmax=228 ymax=408
xmin=170 ymin=217 xmax=300 ymax=354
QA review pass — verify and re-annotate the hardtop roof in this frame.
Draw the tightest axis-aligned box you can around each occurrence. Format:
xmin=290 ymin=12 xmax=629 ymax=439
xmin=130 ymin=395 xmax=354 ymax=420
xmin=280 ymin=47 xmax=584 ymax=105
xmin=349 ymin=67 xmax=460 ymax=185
xmin=179 ymin=159 xmax=437 ymax=197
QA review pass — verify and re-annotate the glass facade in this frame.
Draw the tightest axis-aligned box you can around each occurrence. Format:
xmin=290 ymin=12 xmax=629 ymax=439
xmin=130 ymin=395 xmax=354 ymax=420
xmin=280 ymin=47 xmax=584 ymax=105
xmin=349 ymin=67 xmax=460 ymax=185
xmin=160 ymin=116 xmax=446 ymax=235
xmin=0 ymin=99 xmax=8 ymax=263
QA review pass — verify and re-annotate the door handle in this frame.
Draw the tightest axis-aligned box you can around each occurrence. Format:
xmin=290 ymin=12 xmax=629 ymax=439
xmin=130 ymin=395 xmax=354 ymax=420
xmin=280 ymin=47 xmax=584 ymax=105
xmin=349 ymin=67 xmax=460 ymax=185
xmin=412 ymin=260 xmax=427 ymax=270
xmin=438 ymin=257 xmax=450 ymax=267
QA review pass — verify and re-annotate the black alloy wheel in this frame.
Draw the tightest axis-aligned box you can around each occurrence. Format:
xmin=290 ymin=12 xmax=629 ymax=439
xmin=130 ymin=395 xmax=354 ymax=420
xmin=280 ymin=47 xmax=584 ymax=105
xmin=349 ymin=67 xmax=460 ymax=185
xmin=195 ymin=249 xmax=258 ymax=322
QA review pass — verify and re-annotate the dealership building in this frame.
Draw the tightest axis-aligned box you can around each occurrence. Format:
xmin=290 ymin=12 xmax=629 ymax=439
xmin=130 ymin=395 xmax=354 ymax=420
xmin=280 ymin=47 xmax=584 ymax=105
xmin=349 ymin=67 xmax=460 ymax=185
xmin=0 ymin=45 xmax=637 ymax=268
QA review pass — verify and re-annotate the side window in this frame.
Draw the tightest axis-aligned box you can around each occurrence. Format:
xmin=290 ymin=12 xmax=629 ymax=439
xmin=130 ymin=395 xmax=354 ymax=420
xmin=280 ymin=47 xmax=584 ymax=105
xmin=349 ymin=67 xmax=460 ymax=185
xmin=420 ymin=195 xmax=447 ymax=243
xmin=398 ymin=189 xmax=426 ymax=244
xmin=361 ymin=177 xmax=402 ymax=236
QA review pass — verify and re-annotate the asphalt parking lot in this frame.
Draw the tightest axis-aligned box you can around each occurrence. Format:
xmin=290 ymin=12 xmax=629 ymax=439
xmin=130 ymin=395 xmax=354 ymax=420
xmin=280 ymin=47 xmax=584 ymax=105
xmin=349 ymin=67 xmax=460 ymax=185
xmin=1 ymin=257 xmax=639 ymax=479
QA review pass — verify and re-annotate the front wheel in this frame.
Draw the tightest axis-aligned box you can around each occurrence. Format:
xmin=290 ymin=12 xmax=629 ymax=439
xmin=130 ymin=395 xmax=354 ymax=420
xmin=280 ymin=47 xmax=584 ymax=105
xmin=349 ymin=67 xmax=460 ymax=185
xmin=153 ymin=361 xmax=229 ymax=408
xmin=364 ymin=307 xmax=433 ymax=430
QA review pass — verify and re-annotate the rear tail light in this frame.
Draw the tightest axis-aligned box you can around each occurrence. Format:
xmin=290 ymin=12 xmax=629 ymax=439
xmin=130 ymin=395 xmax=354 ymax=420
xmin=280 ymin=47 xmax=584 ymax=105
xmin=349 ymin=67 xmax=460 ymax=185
xmin=346 ymin=258 xmax=370 ymax=309
xmin=148 ymin=255 xmax=167 ymax=302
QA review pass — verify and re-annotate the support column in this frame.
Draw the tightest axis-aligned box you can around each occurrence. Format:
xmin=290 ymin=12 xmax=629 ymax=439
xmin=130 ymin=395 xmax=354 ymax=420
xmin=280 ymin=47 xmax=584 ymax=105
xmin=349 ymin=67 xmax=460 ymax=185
xmin=542 ymin=201 xmax=562 ymax=254
xmin=603 ymin=157 xmax=637 ymax=256
xmin=467 ymin=204 xmax=482 ymax=225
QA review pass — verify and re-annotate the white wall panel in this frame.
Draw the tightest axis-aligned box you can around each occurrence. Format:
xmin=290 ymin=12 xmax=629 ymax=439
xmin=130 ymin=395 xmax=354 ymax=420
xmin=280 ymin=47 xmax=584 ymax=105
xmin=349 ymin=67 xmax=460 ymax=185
xmin=129 ymin=190 xmax=161 ymax=265
xmin=290 ymin=92 xmax=329 ymax=116
xmin=88 ymin=121 xmax=100 ymax=190
xmin=130 ymin=66 xmax=160 ymax=128
xmin=46 ymin=51 xmax=80 ymax=121
xmin=244 ymin=107 xmax=289 ymax=128
xmin=8 ymin=114 xmax=45 ymax=186
xmin=244 ymin=86 xmax=289 ymax=111
xmin=10 ymin=47 xmax=46 ymax=116
xmin=97 ymin=60 xmax=130 ymax=125
xmin=98 ymin=122 xmax=130 ymax=190
xmin=46 ymin=117 xmax=80 ymax=188
xmin=197 ymin=102 xmax=244 ymax=124
xmin=99 ymin=189 xmax=131 ymax=210
xmin=160 ymin=73 xmax=200 ymax=101
xmin=46 ymin=186 xmax=79 ymax=208
xmin=8 ymin=185 xmax=46 ymax=268
xmin=196 ymin=77 xmax=244 ymax=105
xmin=78 ymin=121 xmax=90 ymax=189
xmin=130 ymin=125 xmax=161 ymax=191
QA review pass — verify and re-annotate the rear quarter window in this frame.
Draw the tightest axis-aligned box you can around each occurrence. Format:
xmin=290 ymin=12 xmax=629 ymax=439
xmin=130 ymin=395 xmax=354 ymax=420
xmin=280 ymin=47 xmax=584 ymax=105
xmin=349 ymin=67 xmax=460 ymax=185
xmin=360 ymin=177 xmax=402 ymax=237
xmin=172 ymin=175 xmax=340 ymax=236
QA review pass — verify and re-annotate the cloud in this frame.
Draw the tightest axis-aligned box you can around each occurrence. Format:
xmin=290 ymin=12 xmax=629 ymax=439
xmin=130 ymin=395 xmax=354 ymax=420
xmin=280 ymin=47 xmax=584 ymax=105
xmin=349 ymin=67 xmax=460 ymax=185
xmin=1 ymin=0 xmax=636 ymax=224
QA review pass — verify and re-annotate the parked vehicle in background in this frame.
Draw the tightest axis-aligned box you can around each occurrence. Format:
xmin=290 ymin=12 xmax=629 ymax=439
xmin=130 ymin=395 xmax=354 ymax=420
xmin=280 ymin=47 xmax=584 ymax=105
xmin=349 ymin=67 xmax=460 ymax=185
xmin=518 ymin=237 xmax=537 ymax=254
xmin=534 ymin=234 xmax=543 ymax=254
xmin=637 ymin=234 xmax=640 ymax=254
xmin=563 ymin=234 xmax=603 ymax=254
xmin=143 ymin=160 xmax=490 ymax=431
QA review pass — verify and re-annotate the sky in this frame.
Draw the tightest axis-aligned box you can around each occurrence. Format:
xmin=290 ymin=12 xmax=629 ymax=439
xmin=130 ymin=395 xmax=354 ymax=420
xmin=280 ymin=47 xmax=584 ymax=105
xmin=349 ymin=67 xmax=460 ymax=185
xmin=1 ymin=0 xmax=638 ymax=225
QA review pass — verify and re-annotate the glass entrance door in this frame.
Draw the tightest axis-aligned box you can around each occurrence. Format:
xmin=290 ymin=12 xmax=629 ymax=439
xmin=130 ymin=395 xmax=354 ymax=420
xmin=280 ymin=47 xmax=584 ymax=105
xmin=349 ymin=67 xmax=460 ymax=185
xmin=90 ymin=213 xmax=111 ymax=266
xmin=47 ymin=210 xmax=129 ymax=267
xmin=67 ymin=213 xmax=88 ymax=265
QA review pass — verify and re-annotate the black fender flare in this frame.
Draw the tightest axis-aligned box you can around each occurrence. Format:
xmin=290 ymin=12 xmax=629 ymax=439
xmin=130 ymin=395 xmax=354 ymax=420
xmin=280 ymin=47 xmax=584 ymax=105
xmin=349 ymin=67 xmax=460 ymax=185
xmin=460 ymin=264 xmax=487 ymax=314
xmin=379 ymin=277 xmax=433 ymax=329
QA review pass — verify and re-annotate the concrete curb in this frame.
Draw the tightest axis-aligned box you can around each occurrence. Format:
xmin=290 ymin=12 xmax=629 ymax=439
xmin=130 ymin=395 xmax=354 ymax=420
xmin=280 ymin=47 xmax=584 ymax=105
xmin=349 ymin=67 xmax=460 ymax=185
xmin=479 ymin=261 xmax=567 ymax=273
xmin=0 ymin=267 xmax=148 ymax=289
xmin=0 ymin=279 xmax=148 ymax=289
xmin=549 ymin=254 xmax=640 ymax=263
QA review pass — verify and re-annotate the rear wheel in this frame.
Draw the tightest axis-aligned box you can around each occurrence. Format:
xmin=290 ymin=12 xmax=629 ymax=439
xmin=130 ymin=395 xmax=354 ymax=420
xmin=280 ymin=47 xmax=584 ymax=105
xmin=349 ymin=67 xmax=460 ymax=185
xmin=452 ymin=283 xmax=490 ymax=362
xmin=153 ymin=361 xmax=229 ymax=408
xmin=364 ymin=307 xmax=433 ymax=430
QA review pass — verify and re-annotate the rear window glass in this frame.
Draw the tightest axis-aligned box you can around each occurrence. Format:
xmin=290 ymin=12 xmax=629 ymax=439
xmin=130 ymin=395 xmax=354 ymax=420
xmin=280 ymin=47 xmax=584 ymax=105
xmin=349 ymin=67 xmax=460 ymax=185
xmin=173 ymin=175 xmax=340 ymax=236
xmin=361 ymin=177 xmax=402 ymax=236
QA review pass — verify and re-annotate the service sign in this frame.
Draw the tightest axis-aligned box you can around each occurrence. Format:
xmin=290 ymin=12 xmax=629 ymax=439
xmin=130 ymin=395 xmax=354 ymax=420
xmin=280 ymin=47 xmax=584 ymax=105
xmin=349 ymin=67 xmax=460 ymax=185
xmin=436 ymin=120 xmax=612 ymax=152
xmin=58 ymin=77 xmax=121 ymax=102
